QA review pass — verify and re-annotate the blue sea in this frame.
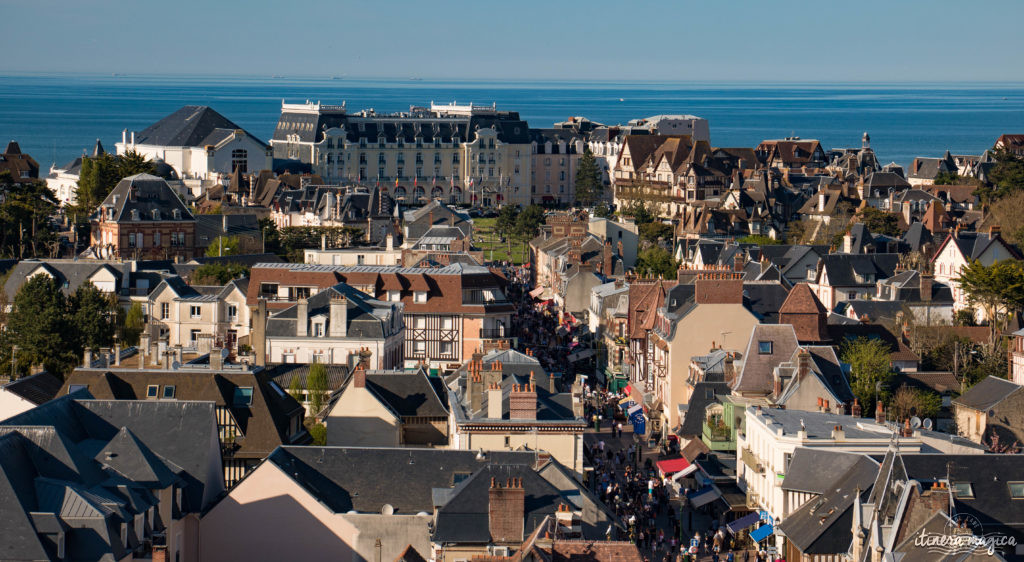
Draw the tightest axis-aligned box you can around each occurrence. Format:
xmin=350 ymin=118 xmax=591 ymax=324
xmin=1 ymin=73 xmax=1023 ymax=170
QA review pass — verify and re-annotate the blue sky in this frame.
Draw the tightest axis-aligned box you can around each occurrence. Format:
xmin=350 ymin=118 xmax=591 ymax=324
xmin=3 ymin=0 xmax=1023 ymax=81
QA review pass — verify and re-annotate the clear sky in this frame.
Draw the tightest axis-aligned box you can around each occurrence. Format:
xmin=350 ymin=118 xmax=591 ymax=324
xmin=3 ymin=0 xmax=1023 ymax=82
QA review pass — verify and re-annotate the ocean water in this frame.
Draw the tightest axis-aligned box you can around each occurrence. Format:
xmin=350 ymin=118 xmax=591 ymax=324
xmin=1 ymin=73 xmax=1023 ymax=170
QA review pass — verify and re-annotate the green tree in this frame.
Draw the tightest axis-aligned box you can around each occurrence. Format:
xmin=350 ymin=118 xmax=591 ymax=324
xmin=116 ymin=149 xmax=156 ymax=178
xmin=933 ymin=171 xmax=963 ymax=185
xmin=979 ymin=148 xmax=1024 ymax=202
xmin=75 ymin=153 xmax=122 ymax=212
xmin=639 ymin=221 xmax=673 ymax=243
xmin=118 ymin=302 xmax=145 ymax=346
xmin=956 ymin=259 xmax=1024 ymax=344
xmin=737 ymin=235 xmax=781 ymax=246
xmin=192 ymin=262 xmax=250 ymax=285
xmin=496 ymin=204 xmax=520 ymax=255
xmin=515 ymin=205 xmax=545 ymax=241
xmin=288 ymin=375 xmax=304 ymax=401
xmin=574 ymin=149 xmax=603 ymax=207
xmin=635 ymin=246 xmax=678 ymax=279
xmin=308 ymin=422 xmax=327 ymax=445
xmin=840 ymin=337 xmax=894 ymax=415
xmin=592 ymin=202 xmax=614 ymax=219
xmin=888 ymin=385 xmax=942 ymax=421
xmin=307 ymin=362 xmax=329 ymax=415
xmin=622 ymin=201 xmax=655 ymax=225
xmin=69 ymin=282 xmax=117 ymax=351
xmin=206 ymin=235 xmax=242 ymax=257
xmin=855 ymin=208 xmax=901 ymax=237
xmin=0 ymin=172 xmax=59 ymax=259
xmin=6 ymin=275 xmax=74 ymax=376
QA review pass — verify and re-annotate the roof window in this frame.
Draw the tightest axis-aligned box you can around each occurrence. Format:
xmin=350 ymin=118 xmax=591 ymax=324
xmin=146 ymin=385 xmax=159 ymax=399
xmin=162 ymin=385 xmax=176 ymax=399
xmin=233 ymin=387 xmax=254 ymax=407
xmin=951 ymin=482 xmax=973 ymax=498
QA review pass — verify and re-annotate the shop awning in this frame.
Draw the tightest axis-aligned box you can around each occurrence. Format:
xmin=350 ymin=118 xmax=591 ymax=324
xmin=671 ymin=464 xmax=700 ymax=482
xmin=726 ymin=512 xmax=761 ymax=534
xmin=655 ymin=457 xmax=691 ymax=476
xmin=686 ymin=485 xmax=721 ymax=508
xmin=567 ymin=348 xmax=595 ymax=362
xmin=749 ymin=524 xmax=774 ymax=543
xmin=529 ymin=287 xmax=545 ymax=298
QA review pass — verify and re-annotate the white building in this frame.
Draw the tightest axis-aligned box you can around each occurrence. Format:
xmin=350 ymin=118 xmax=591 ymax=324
xmin=931 ymin=227 xmax=1020 ymax=320
xmin=630 ymin=114 xmax=710 ymax=142
xmin=116 ymin=105 xmax=270 ymax=184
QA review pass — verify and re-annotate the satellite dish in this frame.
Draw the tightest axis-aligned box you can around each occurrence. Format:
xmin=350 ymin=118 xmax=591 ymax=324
xmin=910 ymin=416 xmax=922 ymax=429
xmin=171 ymin=361 xmax=180 ymax=370
xmin=382 ymin=504 xmax=394 ymax=516
xmin=922 ymin=418 xmax=934 ymax=430
xmin=988 ymin=409 xmax=996 ymax=418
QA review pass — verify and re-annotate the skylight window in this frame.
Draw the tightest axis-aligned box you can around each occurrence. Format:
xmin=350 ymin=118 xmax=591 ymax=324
xmin=951 ymin=482 xmax=973 ymax=498
xmin=233 ymin=387 xmax=254 ymax=407
xmin=68 ymin=384 xmax=88 ymax=394
xmin=1009 ymin=482 xmax=1024 ymax=499
xmin=269 ymin=381 xmax=286 ymax=398
xmin=146 ymin=385 xmax=159 ymax=399
xmin=162 ymin=385 xmax=176 ymax=399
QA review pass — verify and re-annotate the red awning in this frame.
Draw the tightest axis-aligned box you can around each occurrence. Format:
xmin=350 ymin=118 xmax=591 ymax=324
xmin=656 ymin=457 xmax=691 ymax=476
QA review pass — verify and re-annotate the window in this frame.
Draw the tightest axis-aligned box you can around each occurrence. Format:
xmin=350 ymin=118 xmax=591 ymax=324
xmin=414 ymin=340 xmax=426 ymax=354
xmin=313 ymin=323 xmax=324 ymax=337
xmin=233 ymin=387 xmax=254 ymax=407
xmin=161 ymin=302 xmax=170 ymax=320
xmin=357 ymin=255 xmax=365 ymax=265
xmin=1010 ymin=482 xmax=1024 ymax=499
xmin=951 ymin=482 xmax=974 ymax=498
xmin=227 ymin=305 xmax=237 ymax=319
xmin=388 ymin=291 xmax=401 ymax=302
xmin=260 ymin=283 xmax=278 ymax=299
xmin=441 ymin=317 xmax=454 ymax=330
xmin=69 ymin=384 xmax=88 ymax=394
xmin=441 ymin=341 xmax=453 ymax=355
xmin=414 ymin=291 xmax=428 ymax=303
xmin=758 ymin=341 xmax=773 ymax=354
xmin=231 ymin=149 xmax=248 ymax=174
xmin=190 ymin=329 xmax=201 ymax=343
xmin=146 ymin=385 xmax=159 ymax=399
xmin=414 ymin=317 xmax=426 ymax=330
xmin=190 ymin=305 xmax=201 ymax=319
xmin=289 ymin=287 xmax=311 ymax=300
xmin=154 ymin=232 xmax=160 ymax=246
xmin=504 ymin=436 xmax=511 ymax=447
xmin=162 ymin=385 xmax=176 ymax=399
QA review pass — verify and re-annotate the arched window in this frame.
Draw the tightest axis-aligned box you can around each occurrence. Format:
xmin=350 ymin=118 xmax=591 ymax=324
xmin=231 ymin=149 xmax=248 ymax=174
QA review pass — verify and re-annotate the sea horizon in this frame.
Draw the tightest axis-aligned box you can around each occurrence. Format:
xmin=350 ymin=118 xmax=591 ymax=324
xmin=2 ymin=72 xmax=1023 ymax=171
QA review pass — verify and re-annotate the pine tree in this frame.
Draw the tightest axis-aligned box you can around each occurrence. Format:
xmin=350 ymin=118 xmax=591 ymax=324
xmin=574 ymin=149 xmax=602 ymax=207
xmin=7 ymin=275 xmax=74 ymax=376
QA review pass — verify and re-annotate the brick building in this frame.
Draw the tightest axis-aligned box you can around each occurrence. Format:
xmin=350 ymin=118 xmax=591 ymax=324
xmin=89 ymin=173 xmax=196 ymax=260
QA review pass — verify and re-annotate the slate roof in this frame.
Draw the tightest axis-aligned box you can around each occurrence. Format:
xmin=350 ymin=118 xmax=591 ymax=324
xmin=678 ymin=381 xmax=730 ymax=438
xmin=2 ymin=259 xmax=161 ymax=299
xmin=265 ymin=282 xmax=400 ymax=340
xmin=94 ymin=174 xmax=194 ymax=223
xmin=818 ymin=253 xmax=899 ymax=287
xmin=952 ymin=376 xmax=1021 ymax=412
xmin=777 ymin=346 xmax=856 ymax=406
xmin=59 ymin=362 xmax=307 ymax=459
xmin=1 ymin=371 xmax=63 ymax=405
xmin=363 ymin=370 xmax=449 ymax=418
xmin=732 ymin=324 xmax=800 ymax=395
xmin=780 ymin=448 xmax=872 ymax=494
xmin=135 ymin=105 xmax=266 ymax=148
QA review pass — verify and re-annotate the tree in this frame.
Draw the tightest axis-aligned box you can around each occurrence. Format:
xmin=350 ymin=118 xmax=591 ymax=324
xmin=206 ymin=235 xmax=242 ymax=257
xmin=306 ymin=362 xmax=329 ymax=415
xmin=574 ymin=149 xmax=603 ymax=207
xmin=69 ymin=282 xmax=117 ymax=352
xmin=840 ymin=337 xmax=894 ymax=415
xmin=288 ymin=375 xmax=304 ymax=401
xmin=0 ymin=172 xmax=59 ymax=259
xmin=985 ymin=190 xmax=1024 ymax=247
xmin=639 ymin=221 xmax=673 ymax=243
xmin=515 ymin=205 xmax=545 ymax=241
xmin=592 ymin=202 xmax=614 ymax=219
xmin=117 ymin=149 xmax=156 ymax=178
xmin=888 ymin=385 xmax=942 ymax=421
xmin=956 ymin=259 xmax=1024 ymax=345
xmin=6 ymin=275 xmax=74 ymax=376
xmin=621 ymin=201 xmax=655 ymax=225
xmin=855 ymin=208 xmax=901 ymax=237
xmin=192 ymin=262 xmax=250 ymax=285
xmin=119 ymin=302 xmax=145 ymax=346
xmin=635 ymin=246 xmax=678 ymax=279
xmin=308 ymin=422 xmax=327 ymax=446
xmin=979 ymin=148 xmax=1024 ymax=202
xmin=933 ymin=171 xmax=964 ymax=185
xmin=496 ymin=204 xmax=520 ymax=255
xmin=737 ymin=235 xmax=780 ymax=246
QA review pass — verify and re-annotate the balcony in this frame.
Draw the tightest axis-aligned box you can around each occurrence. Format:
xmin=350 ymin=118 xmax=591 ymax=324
xmin=741 ymin=447 xmax=765 ymax=474
xmin=702 ymin=419 xmax=735 ymax=451
xmin=481 ymin=328 xmax=509 ymax=339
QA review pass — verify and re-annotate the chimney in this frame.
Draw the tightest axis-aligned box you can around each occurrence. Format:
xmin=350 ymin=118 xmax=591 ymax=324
xmin=602 ymin=239 xmax=613 ymax=276
xmin=321 ymin=233 xmax=326 ymax=251
xmin=902 ymin=418 xmax=913 ymax=438
xmin=549 ymin=372 xmax=557 ymax=393
xmin=329 ymin=294 xmax=348 ymax=337
xmin=210 ymin=347 xmax=224 ymax=370
xmin=832 ymin=424 xmax=845 ymax=441
xmin=733 ymin=251 xmax=744 ymax=272
xmin=989 ymin=224 xmax=1001 ymax=237
xmin=818 ymin=192 xmax=826 ymax=213
xmin=509 ymin=382 xmax=538 ymax=420
xmin=875 ymin=400 xmax=885 ymax=424
xmin=797 ymin=350 xmax=812 ymax=382
xmin=469 ymin=372 xmax=484 ymax=413
xmin=487 ymin=383 xmax=503 ymax=419
xmin=83 ymin=349 xmax=93 ymax=368
xmin=122 ymin=129 xmax=127 ymax=145
xmin=488 ymin=478 xmax=525 ymax=544
xmin=694 ymin=273 xmax=743 ymax=304
xmin=152 ymin=546 xmax=167 ymax=562
xmin=919 ymin=274 xmax=933 ymax=302
xmin=139 ymin=333 xmax=150 ymax=363
xmin=386 ymin=233 xmax=394 ymax=251
xmin=254 ymin=298 xmax=267 ymax=367
xmin=130 ymin=131 xmax=135 ymax=145
xmin=296 ymin=298 xmax=309 ymax=337
xmin=173 ymin=346 xmax=182 ymax=368
xmin=851 ymin=398 xmax=862 ymax=418
xmin=843 ymin=231 xmax=854 ymax=254
xmin=113 ymin=343 xmax=120 ymax=366
xmin=222 ymin=214 xmax=229 ymax=233
xmin=353 ymin=365 xmax=366 ymax=388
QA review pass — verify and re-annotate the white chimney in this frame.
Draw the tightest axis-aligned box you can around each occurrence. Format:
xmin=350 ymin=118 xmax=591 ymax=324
xmin=818 ymin=192 xmax=826 ymax=212
xmin=122 ymin=129 xmax=127 ymax=145
xmin=130 ymin=131 xmax=135 ymax=145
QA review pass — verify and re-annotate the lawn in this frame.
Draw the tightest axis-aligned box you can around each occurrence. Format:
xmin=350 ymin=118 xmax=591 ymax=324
xmin=472 ymin=218 xmax=530 ymax=264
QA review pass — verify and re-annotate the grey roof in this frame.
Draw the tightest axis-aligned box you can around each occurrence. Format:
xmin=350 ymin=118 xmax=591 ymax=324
xmin=819 ymin=253 xmax=899 ymax=287
xmin=136 ymin=105 xmax=266 ymax=148
xmin=952 ymin=376 xmax=1021 ymax=411
xmin=732 ymin=324 xmax=800 ymax=394
xmin=94 ymin=174 xmax=194 ymax=224
xmin=944 ymin=231 xmax=1018 ymax=262
xmin=742 ymin=281 xmax=790 ymax=323
xmin=781 ymin=448 xmax=870 ymax=494
xmin=679 ymin=381 xmax=730 ymax=438
xmin=751 ymin=407 xmax=893 ymax=440
xmin=3 ymin=260 xmax=124 ymax=298
xmin=1 ymin=371 xmax=63 ymax=405
xmin=266 ymin=282 xmax=400 ymax=340
xmin=363 ymin=371 xmax=449 ymax=418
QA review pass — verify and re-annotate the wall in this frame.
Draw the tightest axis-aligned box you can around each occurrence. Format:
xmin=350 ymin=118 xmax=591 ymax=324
xmin=455 ymin=428 xmax=583 ymax=476
xmin=0 ymin=390 xmax=36 ymax=422
xmin=325 ymin=386 xmax=401 ymax=447
xmin=199 ymin=462 xmax=360 ymax=562
xmin=588 ymin=218 xmax=640 ymax=269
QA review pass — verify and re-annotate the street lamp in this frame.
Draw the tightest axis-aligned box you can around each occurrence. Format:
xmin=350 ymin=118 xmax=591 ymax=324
xmin=10 ymin=345 xmax=17 ymax=381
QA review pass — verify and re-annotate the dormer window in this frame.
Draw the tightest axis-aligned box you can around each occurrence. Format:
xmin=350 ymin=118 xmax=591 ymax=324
xmin=172 ymin=209 xmax=181 ymax=220
xmin=151 ymin=209 xmax=160 ymax=220
xmin=414 ymin=291 xmax=428 ymax=303
xmin=388 ymin=291 xmax=401 ymax=302
xmin=130 ymin=209 xmax=139 ymax=221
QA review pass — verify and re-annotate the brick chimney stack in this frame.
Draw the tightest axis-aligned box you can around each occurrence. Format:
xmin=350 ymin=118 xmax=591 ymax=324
xmin=509 ymin=382 xmax=537 ymax=420
xmin=733 ymin=251 xmax=744 ymax=272
xmin=353 ymin=364 xmax=366 ymax=389
xmin=487 ymin=382 xmax=503 ymax=419
xmin=875 ymin=400 xmax=885 ymax=424
xmin=694 ymin=272 xmax=744 ymax=305
xmin=851 ymin=398 xmax=862 ymax=418
xmin=489 ymin=477 xmax=525 ymax=544
xmin=797 ymin=350 xmax=812 ymax=383
xmin=602 ymin=239 xmax=613 ymax=275
xmin=919 ymin=274 xmax=933 ymax=302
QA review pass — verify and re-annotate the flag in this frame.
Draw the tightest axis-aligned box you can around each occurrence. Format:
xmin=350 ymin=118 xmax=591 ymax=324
xmin=395 ymin=177 xmax=399 ymax=187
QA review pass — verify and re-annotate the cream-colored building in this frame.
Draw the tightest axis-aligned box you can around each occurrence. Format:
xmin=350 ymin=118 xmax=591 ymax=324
xmin=148 ymin=277 xmax=250 ymax=351
xmin=445 ymin=349 xmax=587 ymax=476
xmin=303 ymin=235 xmax=402 ymax=266
xmin=269 ymin=101 xmax=532 ymax=208
xmin=647 ymin=275 xmax=759 ymax=432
